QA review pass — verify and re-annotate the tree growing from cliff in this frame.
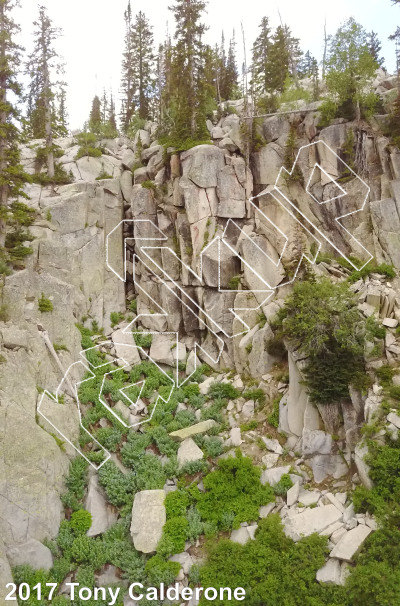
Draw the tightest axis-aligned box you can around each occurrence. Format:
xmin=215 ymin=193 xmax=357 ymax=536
xmin=25 ymin=5 xmax=64 ymax=178
xmin=219 ymin=31 xmax=239 ymax=101
xmin=0 ymin=0 xmax=30 ymax=249
xmin=367 ymin=31 xmax=384 ymax=67
xmin=324 ymin=18 xmax=379 ymax=121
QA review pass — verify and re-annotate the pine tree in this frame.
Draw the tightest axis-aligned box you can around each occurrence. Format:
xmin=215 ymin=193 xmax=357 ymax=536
xmin=131 ymin=11 xmax=155 ymax=120
xmin=56 ymin=85 xmax=68 ymax=136
xmin=25 ymin=5 xmax=63 ymax=178
xmin=251 ymin=17 xmax=272 ymax=100
xmin=222 ymin=31 xmax=239 ymax=100
xmin=389 ymin=26 xmax=400 ymax=86
xmin=167 ymin=0 xmax=208 ymax=142
xmin=267 ymin=26 xmax=290 ymax=93
xmin=120 ymin=0 xmax=135 ymax=132
xmin=108 ymin=93 xmax=118 ymax=134
xmin=367 ymin=31 xmax=384 ymax=67
xmin=89 ymin=95 xmax=101 ymax=134
xmin=0 ymin=0 xmax=30 ymax=249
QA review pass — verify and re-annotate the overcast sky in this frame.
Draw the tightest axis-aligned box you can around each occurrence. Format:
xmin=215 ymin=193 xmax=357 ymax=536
xmin=15 ymin=0 xmax=398 ymax=130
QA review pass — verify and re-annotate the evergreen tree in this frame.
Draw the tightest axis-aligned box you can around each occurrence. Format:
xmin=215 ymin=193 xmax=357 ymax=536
xmin=367 ymin=31 xmax=384 ymax=67
xmin=167 ymin=0 xmax=208 ymax=142
xmin=221 ymin=31 xmax=239 ymax=100
xmin=131 ymin=11 xmax=155 ymax=120
xmin=120 ymin=0 xmax=135 ymax=132
xmin=251 ymin=17 xmax=272 ymax=100
xmin=389 ymin=26 xmax=400 ymax=85
xmin=25 ymin=5 xmax=64 ymax=178
xmin=89 ymin=95 xmax=101 ymax=134
xmin=108 ymin=93 xmax=117 ymax=134
xmin=0 ymin=0 xmax=30 ymax=249
xmin=56 ymin=85 xmax=68 ymax=136
xmin=267 ymin=26 xmax=290 ymax=92
xmin=325 ymin=17 xmax=379 ymax=120
xmin=101 ymin=89 xmax=108 ymax=125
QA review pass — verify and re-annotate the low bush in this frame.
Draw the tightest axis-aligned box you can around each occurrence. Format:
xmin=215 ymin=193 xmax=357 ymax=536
xmin=70 ymin=509 xmax=92 ymax=534
xmin=196 ymin=452 xmax=274 ymax=531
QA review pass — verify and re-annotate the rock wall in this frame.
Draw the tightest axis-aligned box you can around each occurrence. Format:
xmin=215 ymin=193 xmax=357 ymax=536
xmin=1 ymin=69 xmax=400 ymax=592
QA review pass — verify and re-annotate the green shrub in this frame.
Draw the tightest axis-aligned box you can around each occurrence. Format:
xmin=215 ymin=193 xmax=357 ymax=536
xmin=134 ymin=331 xmax=153 ymax=348
xmin=165 ymin=490 xmax=190 ymax=518
xmin=187 ymin=506 xmax=204 ymax=543
xmin=61 ymin=457 xmax=89 ymax=510
xmin=274 ymin=278 xmax=367 ymax=404
xmin=157 ymin=516 xmax=189 ymax=557
xmin=242 ymin=388 xmax=265 ymax=404
xmin=38 ymin=292 xmax=53 ymax=312
xmin=198 ymin=514 xmax=346 ymax=606
xmin=273 ymin=474 xmax=293 ymax=496
xmin=129 ymin=299 xmax=138 ymax=312
xmin=110 ymin=311 xmax=124 ymax=327
xmin=70 ymin=535 xmax=106 ymax=568
xmin=268 ymin=395 xmax=281 ymax=428
xmin=196 ymin=452 xmax=274 ymax=530
xmin=70 ymin=509 xmax=92 ymax=534
xmin=97 ymin=461 xmax=136 ymax=507
xmin=134 ymin=454 xmax=167 ymax=490
xmin=141 ymin=180 xmax=157 ymax=190
xmin=376 ymin=365 xmax=395 ymax=388
xmin=208 ymin=382 xmax=240 ymax=400
xmin=145 ymin=555 xmax=180 ymax=587
xmin=203 ymin=436 xmax=224 ymax=458
xmin=94 ymin=426 xmax=123 ymax=452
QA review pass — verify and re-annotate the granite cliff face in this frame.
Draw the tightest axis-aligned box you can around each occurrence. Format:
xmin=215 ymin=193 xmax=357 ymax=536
xmin=1 ymin=68 xmax=400 ymax=594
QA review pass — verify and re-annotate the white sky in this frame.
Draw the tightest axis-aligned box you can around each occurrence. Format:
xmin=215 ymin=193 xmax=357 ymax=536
xmin=15 ymin=0 xmax=398 ymax=130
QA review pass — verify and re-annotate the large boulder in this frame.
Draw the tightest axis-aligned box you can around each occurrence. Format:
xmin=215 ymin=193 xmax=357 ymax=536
xmin=169 ymin=420 xmax=217 ymax=441
xmin=330 ymin=525 xmax=373 ymax=562
xmin=130 ymin=490 xmax=166 ymax=554
xmin=177 ymin=438 xmax=204 ymax=468
xmin=283 ymin=504 xmax=343 ymax=542
xmin=252 ymin=143 xmax=285 ymax=185
xmin=7 ymin=538 xmax=53 ymax=570
xmin=181 ymin=145 xmax=226 ymax=189
xmin=85 ymin=474 xmax=118 ymax=537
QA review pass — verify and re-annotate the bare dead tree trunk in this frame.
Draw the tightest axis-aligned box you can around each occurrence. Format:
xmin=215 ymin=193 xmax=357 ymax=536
xmin=0 ymin=2 xmax=8 ymax=248
xmin=322 ymin=19 xmax=328 ymax=79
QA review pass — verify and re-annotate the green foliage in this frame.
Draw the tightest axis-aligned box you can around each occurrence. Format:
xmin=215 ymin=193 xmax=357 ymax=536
xmin=157 ymin=516 xmax=189 ymax=557
xmin=196 ymin=452 xmax=274 ymax=531
xmin=242 ymin=388 xmax=265 ymax=404
xmin=110 ymin=311 xmax=124 ymax=327
xmin=97 ymin=461 xmax=136 ymax=507
xmin=141 ymin=180 xmax=157 ymax=190
xmin=70 ymin=509 xmax=92 ymax=534
xmin=70 ymin=534 xmax=106 ymax=569
xmin=348 ymin=261 xmax=396 ymax=283
xmin=240 ymin=420 xmax=259 ymax=431
xmin=273 ymin=473 xmax=293 ymax=496
xmin=274 ymin=278 xmax=367 ymax=403
xmin=134 ymin=330 xmax=153 ymax=348
xmin=145 ymin=555 xmax=180 ymax=587
xmin=324 ymin=18 xmax=379 ymax=121
xmin=186 ymin=506 xmax=204 ymax=543
xmin=228 ymin=275 xmax=241 ymax=290
xmin=283 ymin=126 xmax=304 ymax=184
xmin=268 ymin=395 xmax=281 ymax=428
xmin=198 ymin=514 xmax=346 ymax=606
xmin=94 ymin=426 xmax=123 ymax=452
xmin=165 ymin=490 xmax=190 ymax=518
xmin=129 ymin=299 xmax=138 ymax=313
xmin=208 ymin=382 xmax=240 ymax=400
xmin=60 ymin=455 xmax=89 ymax=510
xmin=376 ymin=365 xmax=395 ymax=388
xmin=38 ymin=292 xmax=53 ymax=312
xmin=134 ymin=454 xmax=167 ymax=490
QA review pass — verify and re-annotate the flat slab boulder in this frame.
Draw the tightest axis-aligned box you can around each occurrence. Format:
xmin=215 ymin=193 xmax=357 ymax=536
xmin=177 ymin=437 xmax=204 ymax=468
xmin=85 ymin=474 xmax=117 ymax=537
xmin=261 ymin=465 xmax=290 ymax=486
xmin=7 ymin=538 xmax=53 ymax=571
xmin=130 ymin=490 xmax=166 ymax=553
xmin=283 ymin=504 xmax=343 ymax=542
xmin=316 ymin=558 xmax=342 ymax=585
xmin=330 ymin=524 xmax=372 ymax=562
xmin=169 ymin=420 xmax=217 ymax=441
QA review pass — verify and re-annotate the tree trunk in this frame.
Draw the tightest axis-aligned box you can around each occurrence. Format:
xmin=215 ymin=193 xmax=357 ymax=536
xmin=0 ymin=2 xmax=8 ymax=248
